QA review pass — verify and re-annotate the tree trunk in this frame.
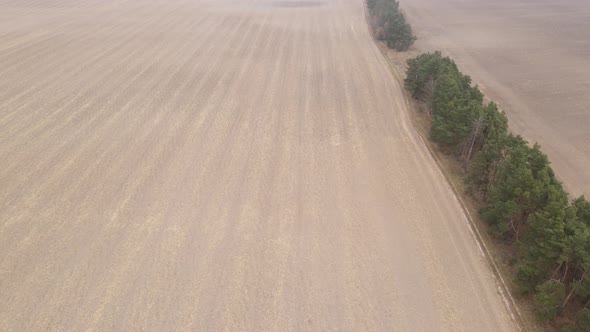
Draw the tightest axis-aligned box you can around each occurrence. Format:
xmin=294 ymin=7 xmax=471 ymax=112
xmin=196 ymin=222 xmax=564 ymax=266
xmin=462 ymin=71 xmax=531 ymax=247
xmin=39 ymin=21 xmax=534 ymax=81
xmin=563 ymin=285 xmax=577 ymax=310
xmin=465 ymin=133 xmax=477 ymax=162
xmin=509 ymin=217 xmax=520 ymax=241
xmin=550 ymin=262 xmax=563 ymax=280
xmin=563 ymin=271 xmax=587 ymax=309
xmin=483 ymin=161 xmax=499 ymax=202
xmin=514 ymin=209 xmax=531 ymax=240
xmin=465 ymin=115 xmax=484 ymax=163
xmin=562 ymin=263 xmax=569 ymax=283
xmin=563 ymin=286 xmax=576 ymax=310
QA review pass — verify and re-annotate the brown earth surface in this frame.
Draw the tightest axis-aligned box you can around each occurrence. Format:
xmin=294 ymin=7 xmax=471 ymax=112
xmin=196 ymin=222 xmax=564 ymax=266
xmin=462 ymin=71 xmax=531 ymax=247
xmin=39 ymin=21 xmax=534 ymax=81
xmin=402 ymin=0 xmax=590 ymax=198
xmin=0 ymin=0 xmax=515 ymax=330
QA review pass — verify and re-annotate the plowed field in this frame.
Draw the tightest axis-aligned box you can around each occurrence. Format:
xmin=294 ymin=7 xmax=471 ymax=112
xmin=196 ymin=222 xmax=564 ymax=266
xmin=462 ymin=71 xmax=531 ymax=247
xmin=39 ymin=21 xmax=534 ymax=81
xmin=0 ymin=0 xmax=515 ymax=330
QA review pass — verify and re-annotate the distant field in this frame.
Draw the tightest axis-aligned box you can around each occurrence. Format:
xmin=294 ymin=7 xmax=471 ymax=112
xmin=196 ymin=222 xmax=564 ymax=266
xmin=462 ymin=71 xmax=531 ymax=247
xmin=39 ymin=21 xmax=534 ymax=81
xmin=402 ymin=0 xmax=590 ymax=197
xmin=0 ymin=0 xmax=514 ymax=330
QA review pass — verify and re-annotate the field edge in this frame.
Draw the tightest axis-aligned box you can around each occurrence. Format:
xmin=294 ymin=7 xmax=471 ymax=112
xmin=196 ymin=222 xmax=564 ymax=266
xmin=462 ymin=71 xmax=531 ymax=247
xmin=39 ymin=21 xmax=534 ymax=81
xmin=360 ymin=6 xmax=532 ymax=328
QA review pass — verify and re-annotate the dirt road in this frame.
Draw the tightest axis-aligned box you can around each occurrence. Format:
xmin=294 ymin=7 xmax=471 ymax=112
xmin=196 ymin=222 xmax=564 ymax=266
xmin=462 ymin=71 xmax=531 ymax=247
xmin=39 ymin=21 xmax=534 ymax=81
xmin=0 ymin=0 xmax=514 ymax=330
xmin=402 ymin=0 xmax=590 ymax=197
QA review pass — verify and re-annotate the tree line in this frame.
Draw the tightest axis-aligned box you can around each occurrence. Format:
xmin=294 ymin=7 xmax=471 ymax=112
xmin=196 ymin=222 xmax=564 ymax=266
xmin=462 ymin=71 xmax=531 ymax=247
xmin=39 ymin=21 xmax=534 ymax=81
xmin=366 ymin=0 xmax=415 ymax=51
xmin=405 ymin=52 xmax=590 ymax=330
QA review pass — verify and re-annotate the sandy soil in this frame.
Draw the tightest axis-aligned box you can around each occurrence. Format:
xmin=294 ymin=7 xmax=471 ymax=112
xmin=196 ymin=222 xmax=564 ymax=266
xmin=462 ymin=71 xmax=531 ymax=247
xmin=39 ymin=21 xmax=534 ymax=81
xmin=402 ymin=0 xmax=590 ymax=198
xmin=0 ymin=0 xmax=515 ymax=330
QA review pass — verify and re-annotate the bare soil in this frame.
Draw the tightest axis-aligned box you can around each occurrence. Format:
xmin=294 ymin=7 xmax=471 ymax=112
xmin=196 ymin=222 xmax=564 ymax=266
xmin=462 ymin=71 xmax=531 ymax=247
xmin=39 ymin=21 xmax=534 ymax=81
xmin=0 ymin=0 xmax=515 ymax=330
xmin=402 ymin=0 xmax=590 ymax=198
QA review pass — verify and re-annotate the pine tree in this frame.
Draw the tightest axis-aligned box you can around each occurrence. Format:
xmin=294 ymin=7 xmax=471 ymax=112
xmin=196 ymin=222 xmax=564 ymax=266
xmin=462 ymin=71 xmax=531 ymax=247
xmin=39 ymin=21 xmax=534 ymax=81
xmin=370 ymin=0 xmax=416 ymax=51
xmin=480 ymin=138 xmax=559 ymax=239
xmin=574 ymin=196 xmax=590 ymax=225
xmin=534 ymin=280 xmax=565 ymax=321
xmin=516 ymin=187 xmax=568 ymax=291
xmin=466 ymin=103 xmax=508 ymax=198
xmin=405 ymin=52 xmax=455 ymax=100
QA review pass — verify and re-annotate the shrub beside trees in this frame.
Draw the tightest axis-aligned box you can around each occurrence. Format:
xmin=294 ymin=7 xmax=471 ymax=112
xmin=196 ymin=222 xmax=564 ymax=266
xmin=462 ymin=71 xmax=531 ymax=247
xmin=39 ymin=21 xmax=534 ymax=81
xmin=405 ymin=51 xmax=590 ymax=329
xmin=367 ymin=0 xmax=415 ymax=51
